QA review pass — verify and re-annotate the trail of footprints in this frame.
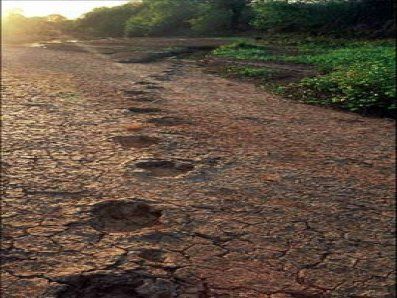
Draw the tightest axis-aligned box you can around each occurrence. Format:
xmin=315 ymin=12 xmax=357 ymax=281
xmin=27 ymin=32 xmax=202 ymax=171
xmin=48 ymin=66 xmax=208 ymax=297
xmin=120 ymin=74 xmax=196 ymax=180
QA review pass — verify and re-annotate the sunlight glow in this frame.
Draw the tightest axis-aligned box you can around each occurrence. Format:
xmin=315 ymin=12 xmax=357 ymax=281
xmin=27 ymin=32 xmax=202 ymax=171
xmin=2 ymin=1 xmax=131 ymax=19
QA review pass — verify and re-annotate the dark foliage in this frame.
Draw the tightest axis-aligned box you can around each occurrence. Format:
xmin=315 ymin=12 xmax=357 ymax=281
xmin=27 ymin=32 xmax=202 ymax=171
xmin=75 ymin=2 xmax=143 ymax=37
xmin=251 ymin=0 xmax=395 ymax=37
xmin=3 ymin=0 xmax=394 ymax=39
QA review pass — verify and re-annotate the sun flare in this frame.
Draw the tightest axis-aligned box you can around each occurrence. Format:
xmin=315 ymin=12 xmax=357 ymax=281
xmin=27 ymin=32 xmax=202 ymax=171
xmin=2 ymin=1 xmax=130 ymax=19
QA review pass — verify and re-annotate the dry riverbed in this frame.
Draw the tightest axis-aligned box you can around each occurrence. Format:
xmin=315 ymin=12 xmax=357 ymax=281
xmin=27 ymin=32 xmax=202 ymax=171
xmin=1 ymin=38 xmax=395 ymax=297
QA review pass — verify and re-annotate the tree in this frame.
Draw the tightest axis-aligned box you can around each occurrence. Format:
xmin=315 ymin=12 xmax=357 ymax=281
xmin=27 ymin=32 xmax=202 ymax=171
xmin=251 ymin=0 xmax=395 ymax=35
xmin=209 ymin=0 xmax=251 ymax=30
xmin=125 ymin=0 xmax=199 ymax=36
xmin=190 ymin=0 xmax=252 ymax=33
xmin=76 ymin=2 xmax=142 ymax=37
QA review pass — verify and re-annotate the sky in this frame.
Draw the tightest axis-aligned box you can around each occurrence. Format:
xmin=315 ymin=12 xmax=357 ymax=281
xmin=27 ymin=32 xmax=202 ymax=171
xmin=2 ymin=0 xmax=131 ymax=19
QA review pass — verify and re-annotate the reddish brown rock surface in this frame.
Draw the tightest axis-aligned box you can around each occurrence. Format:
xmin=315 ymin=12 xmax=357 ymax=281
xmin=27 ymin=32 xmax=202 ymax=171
xmin=1 ymin=39 xmax=395 ymax=297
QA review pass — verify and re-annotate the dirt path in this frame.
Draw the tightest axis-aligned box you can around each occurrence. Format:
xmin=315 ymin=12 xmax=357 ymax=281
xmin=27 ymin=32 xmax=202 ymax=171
xmin=1 ymin=39 xmax=395 ymax=297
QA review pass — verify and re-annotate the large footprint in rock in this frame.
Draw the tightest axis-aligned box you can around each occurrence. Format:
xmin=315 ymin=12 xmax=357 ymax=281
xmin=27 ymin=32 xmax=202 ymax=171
xmin=127 ymin=107 xmax=162 ymax=114
xmin=111 ymin=135 xmax=160 ymax=149
xmin=90 ymin=200 xmax=162 ymax=233
xmin=46 ymin=272 xmax=176 ymax=298
xmin=126 ymin=158 xmax=195 ymax=178
xmin=147 ymin=116 xmax=191 ymax=126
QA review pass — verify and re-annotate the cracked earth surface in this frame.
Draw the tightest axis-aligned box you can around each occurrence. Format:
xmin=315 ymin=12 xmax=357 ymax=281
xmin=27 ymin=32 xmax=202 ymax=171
xmin=1 ymin=39 xmax=396 ymax=297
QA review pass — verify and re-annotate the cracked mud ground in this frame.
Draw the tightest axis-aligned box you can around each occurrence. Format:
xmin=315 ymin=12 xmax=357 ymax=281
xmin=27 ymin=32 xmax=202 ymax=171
xmin=1 ymin=39 xmax=396 ymax=298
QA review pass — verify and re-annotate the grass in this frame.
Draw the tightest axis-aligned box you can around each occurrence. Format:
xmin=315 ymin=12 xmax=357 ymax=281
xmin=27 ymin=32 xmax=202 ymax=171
xmin=224 ymin=66 xmax=275 ymax=78
xmin=212 ymin=36 xmax=396 ymax=117
xmin=213 ymin=42 xmax=273 ymax=61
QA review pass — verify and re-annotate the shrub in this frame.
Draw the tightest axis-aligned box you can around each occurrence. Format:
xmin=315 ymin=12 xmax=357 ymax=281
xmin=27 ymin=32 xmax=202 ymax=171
xmin=213 ymin=42 xmax=272 ymax=60
xmin=190 ymin=4 xmax=233 ymax=34
xmin=125 ymin=0 xmax=198 ymax=36
xmin=251 ymin=0 xmax=395 ymax=36
xmin=293 ymin=46 xmax=396 ymax=113
xmin=225 ymin=66 xmax=274 ymax=77
xmin=76 ymin=3 xmax=142 ymax=37
xmin=213 ymin=38 xmax=396 ymax=116
xmin=252 ymin=0 xmax=352 ymax=33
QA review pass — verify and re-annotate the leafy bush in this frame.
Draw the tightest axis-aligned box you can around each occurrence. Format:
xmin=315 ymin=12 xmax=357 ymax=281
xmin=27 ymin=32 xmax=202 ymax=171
xmin=289 ymin=43 xmax=396 ymax=113
xmin=76 ymin=3 xmax=142 ymax=37
xmin=125 ymin=0 xmax=198 ymax=36
xmin=213 ymin=42 xmax=273 ymax=60
xmin=252 ymin=0 xmax=352 ymax=32
xmin=225 ymin=66 xmax=274 ymax=78
xmin=125 ymin=0 xmax=251 ymax=36
xmin=189 ymin=4 xmax=233 ymax=34
xmin=285 ymin=41 xmax=395 ymax=70
xmin=213 ymin=38 xmax=396 ymax=116
xmin=251 ymin=0 xmax=395 ymax=36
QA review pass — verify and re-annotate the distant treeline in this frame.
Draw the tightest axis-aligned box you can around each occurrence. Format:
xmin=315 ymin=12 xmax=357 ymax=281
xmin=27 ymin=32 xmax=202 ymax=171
xmin=2 ymin=14 xmax=75 ymax=42
xmin=2 ymin=0 xmax=395 ymax=42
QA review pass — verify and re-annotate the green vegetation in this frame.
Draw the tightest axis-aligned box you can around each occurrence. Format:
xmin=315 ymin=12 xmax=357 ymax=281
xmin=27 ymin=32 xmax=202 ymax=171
xmin=251 ymin=0 xmax=394 ymax=37
xmin=213 ymin=42 xmax=273 ymax=61
xmin=225 ymin=66 xmax=275 ymax=78
xmin=287 ymin=42 xmax=396 ymax=114
xmin=213 ymin=38 xmax=396 ymax=116
xmin=189 ymin=0 xmax=252 ymax=34
xmin=3 ymin=0 xmax=394 ymax=40
xmin=124 ymin=0 xmax=198 ymax=36
xmin=124 ymin=0 xmax=251 ymax=36
xmin=75 ymin=3 xmax=142 ymax=37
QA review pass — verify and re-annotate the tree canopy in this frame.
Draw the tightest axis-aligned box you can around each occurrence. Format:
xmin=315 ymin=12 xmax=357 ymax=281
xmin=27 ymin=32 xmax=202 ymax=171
xmin=76 ymin=2 xmax=143 ymax=37
xmin=2 ymin=0 xmax=394 ymax=42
